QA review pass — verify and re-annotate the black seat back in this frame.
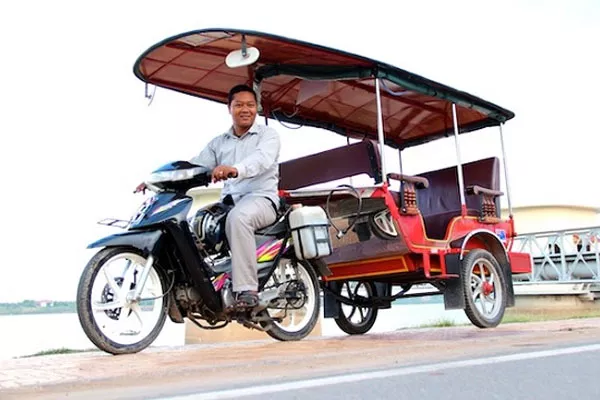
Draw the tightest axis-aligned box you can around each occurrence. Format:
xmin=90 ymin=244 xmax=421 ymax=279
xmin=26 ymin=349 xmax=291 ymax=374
xmin=278 ymin=140 xmax=382 ymax=190
xmin=417 ymin=157 xmax=501 ymax=218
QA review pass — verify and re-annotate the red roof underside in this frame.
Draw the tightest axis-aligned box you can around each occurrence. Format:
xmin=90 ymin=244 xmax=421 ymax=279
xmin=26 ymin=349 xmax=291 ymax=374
xmin=135 ymin=29 xmax=514 ymax=149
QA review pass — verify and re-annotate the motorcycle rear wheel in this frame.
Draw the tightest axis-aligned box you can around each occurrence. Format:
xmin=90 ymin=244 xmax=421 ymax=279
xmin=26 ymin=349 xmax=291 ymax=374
xmin=261 ymin=258 xmax=320 ymax=341
xmin=77 ymin=246 xmax=169 ymax=355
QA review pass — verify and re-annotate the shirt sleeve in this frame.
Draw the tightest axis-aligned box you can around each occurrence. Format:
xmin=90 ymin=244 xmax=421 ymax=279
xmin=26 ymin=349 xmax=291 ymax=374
xmin=189 ymin=138 xmax=218 ymax=169
xmin=233 ymin=127 xmax=280 ymax=179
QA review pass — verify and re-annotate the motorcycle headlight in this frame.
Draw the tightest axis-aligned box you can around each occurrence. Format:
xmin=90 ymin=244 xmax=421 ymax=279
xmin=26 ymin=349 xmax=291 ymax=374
xmin=146 ymin=167 xmax=206 ymax=183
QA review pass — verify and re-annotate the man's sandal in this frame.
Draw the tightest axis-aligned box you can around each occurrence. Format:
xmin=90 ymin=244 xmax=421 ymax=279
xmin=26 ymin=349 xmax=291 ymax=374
xmin=227 ymin=291 xmax=259 ymax=312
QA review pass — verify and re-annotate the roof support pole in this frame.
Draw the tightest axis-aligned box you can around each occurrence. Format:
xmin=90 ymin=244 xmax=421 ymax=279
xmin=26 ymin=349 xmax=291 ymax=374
xmin=375 ymin=78 xmax=387 ymax=183
xmin=398 ymin=149 xmax=403 ymax=175
xmin=347 ymin=135 xmax=354 ymax=186
xmin=498 ymin=123 xmax=513 ymax=217
xmin=451 ymin=103 xmax=467 ymax=214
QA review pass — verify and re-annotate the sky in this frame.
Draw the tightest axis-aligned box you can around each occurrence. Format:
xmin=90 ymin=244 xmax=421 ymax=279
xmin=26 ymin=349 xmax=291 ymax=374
xmin=0 ymin=0 xmax=598 ymax=302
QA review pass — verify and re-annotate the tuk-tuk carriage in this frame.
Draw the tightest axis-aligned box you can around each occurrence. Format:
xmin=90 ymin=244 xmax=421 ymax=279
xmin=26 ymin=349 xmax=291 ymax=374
xmin=77 ymin=28 xmax=532 ymax=355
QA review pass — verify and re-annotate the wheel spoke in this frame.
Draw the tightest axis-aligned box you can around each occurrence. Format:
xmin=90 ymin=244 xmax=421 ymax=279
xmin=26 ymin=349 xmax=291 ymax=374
xmin=130 ymin=303 xmax=144 ymax=330
xmin=472 ymin=286 xmax=481 ymax=303
xmin=119 ymin=262 xmax=137 ymax=300
xmin=103 ymin=268 xmax=122 ymax=298
xmin=347 ymin=306 xmax=357 ymax=320
xmin=344 ymin=282 xmax=352 ymax=295
xmin=275 ymin=261 xmax=286 ymax=284
xmin=478 ymin=293 xmax=487 ymax=314
xmin=352 ymin=283 xmax=361 ymax=297
xmin=483 ymin=296 xmax=494 ymax=315
xmin=105 ymin=303 xmax=133 ymax=336
xmin=479 ymin=262 xmax=486 ymax=281
xmin=92 ymin=300 xmax=123 ymax=311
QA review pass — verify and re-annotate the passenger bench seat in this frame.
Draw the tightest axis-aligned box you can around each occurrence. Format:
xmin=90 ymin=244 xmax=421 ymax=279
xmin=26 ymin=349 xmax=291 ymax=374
xmin=416 ymin=157 xmax=501 ymax=240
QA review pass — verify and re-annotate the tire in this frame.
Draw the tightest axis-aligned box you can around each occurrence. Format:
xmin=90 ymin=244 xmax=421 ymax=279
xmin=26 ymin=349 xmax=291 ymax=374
xmin=334 ymin=281 xmax=378 ymax=335
xmin=77 ymin=247 xmax=169 ymax=355
xmin=461 ymin=249 xmax=507 ymax=328
xmin=262 ymin=259 xmax=320 ymax=341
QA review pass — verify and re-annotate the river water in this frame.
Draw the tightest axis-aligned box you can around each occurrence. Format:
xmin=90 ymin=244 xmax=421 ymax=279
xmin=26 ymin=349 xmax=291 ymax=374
xmin=0 ymin=300 xmax=470 ymax=360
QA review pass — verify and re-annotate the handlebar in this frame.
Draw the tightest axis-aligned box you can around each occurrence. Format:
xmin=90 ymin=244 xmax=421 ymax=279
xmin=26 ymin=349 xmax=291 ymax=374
xmin=134 ymin=162 xmax=240 ymax=194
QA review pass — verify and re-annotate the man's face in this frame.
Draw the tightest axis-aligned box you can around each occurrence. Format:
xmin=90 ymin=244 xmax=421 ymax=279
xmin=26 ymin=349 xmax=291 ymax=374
xmin=229 ymin=91 xmax=257 ymax=131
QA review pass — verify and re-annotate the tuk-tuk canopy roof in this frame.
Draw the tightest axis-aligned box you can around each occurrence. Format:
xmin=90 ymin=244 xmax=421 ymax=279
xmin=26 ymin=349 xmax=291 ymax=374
xmin=134 ymin=28 xmax=514 ymax=149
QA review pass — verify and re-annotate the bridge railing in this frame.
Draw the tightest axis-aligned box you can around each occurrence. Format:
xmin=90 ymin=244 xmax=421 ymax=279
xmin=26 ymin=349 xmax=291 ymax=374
xmin=511 ymin=226 xmax=600 ymax=283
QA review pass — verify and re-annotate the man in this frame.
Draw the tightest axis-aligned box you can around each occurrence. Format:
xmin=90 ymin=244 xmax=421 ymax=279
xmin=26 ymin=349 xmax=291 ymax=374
xmin=137 ymin=84 xmax=281 ymax=311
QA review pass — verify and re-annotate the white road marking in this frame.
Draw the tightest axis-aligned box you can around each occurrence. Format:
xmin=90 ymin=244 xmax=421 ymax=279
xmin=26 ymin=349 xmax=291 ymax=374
xmin=162 ymin=343 xmax=600 ymax=399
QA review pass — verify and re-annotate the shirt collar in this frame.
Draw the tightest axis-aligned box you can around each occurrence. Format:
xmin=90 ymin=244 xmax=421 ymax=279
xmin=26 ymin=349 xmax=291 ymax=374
xmin=226 ymin=120 xmax=260 ymax=138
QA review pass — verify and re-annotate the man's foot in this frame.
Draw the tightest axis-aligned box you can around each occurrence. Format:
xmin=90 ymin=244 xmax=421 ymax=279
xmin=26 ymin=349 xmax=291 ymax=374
xmin=227 ymin=290 xmax=259 ymax=312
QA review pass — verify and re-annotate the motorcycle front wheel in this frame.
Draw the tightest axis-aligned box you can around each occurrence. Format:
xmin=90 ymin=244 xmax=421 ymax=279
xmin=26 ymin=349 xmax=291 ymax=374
xmin=76 ymin=246 xmax=169 ymax=355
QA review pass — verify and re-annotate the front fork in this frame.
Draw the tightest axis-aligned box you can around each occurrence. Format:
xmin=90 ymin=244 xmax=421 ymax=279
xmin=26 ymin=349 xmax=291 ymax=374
xmin=130 ymin=255 xmax=155 ymax=301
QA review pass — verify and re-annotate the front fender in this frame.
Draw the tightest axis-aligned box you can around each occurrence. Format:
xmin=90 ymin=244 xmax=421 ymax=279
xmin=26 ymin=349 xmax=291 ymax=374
xmin=87 ymin=230 xmax=162 ymax=255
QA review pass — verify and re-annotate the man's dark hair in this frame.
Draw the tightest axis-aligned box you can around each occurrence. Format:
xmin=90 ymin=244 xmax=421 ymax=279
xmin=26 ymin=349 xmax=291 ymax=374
xmin=227 ymin=84 xmax=257 ymax=105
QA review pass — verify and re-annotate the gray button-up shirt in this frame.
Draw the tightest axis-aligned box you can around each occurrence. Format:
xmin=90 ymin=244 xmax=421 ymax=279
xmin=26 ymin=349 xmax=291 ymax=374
xmin=189 ymin=121 xmax=281 ymax=205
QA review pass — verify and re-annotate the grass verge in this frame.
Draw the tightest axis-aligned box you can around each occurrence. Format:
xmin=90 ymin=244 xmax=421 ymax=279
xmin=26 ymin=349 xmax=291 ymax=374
xmin=502 ymin=308 xmax=600 ymax=324
xmin=419 ymin=318 xmax=458 ymax=328
xmin=19 ymin=347 xmax=98 ymax=358
xmin=416 ymin=308 xmax=600 ymax=329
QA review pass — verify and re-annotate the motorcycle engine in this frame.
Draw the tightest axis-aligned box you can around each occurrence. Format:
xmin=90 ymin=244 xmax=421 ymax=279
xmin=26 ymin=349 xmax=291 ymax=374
xmin=175 ymin=279 xmax=235 ymax=311
xmin=190 ymin=202 xmax=230 ymax=255
xmin=174 ymin=285 xmax=203 ymax=312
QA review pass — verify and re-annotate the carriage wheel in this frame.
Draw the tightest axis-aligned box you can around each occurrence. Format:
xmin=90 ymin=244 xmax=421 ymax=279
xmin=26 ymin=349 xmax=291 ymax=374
xmin=334 ymin=281 xmax=378 ymax=335
xmin=462 ymin=249 xmax=507 ymax=328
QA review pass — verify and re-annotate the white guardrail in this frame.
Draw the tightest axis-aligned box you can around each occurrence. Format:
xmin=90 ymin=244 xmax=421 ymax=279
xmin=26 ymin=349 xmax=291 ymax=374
xmin=511 ymin=226 xmax=600 ymax=283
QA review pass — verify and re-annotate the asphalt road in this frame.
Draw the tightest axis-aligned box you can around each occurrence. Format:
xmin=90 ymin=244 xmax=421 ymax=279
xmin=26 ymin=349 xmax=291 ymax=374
xmin=162 ymin=343 xmax=600 ymax=400
xmin=3 ymin=318 xmax=600 ymax=400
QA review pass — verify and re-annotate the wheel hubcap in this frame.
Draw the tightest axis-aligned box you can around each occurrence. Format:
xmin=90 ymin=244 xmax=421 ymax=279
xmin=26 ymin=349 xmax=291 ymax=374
xmin=482 ymin=281 xmax=494 ymax=296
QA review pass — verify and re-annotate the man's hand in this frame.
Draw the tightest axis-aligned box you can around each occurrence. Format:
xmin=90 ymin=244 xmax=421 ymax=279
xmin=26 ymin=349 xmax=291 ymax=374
xmin=212 ymin=165 xmax=238 ymax=183
xmin=134 ymin=182 xmax=147 ymax=194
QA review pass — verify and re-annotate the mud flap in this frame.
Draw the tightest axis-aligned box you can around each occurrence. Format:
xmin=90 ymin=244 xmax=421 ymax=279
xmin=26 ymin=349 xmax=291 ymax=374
xmin=505 ymin=264 xmax=516 ymax=308
xmin=374 ymin=282 xmax=392 ymax=309
xmin=443 ymin=278 xmax=465 ymax=310
xmin=323 ymin=282 xmax=340 ymax=318
xmin=444 ymin=254 xmax=465 ymax=310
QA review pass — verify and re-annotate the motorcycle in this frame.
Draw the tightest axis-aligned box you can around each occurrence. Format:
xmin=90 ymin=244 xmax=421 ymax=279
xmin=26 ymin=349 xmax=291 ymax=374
xmin=76 ymin=161 xmax=332 ymax=355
